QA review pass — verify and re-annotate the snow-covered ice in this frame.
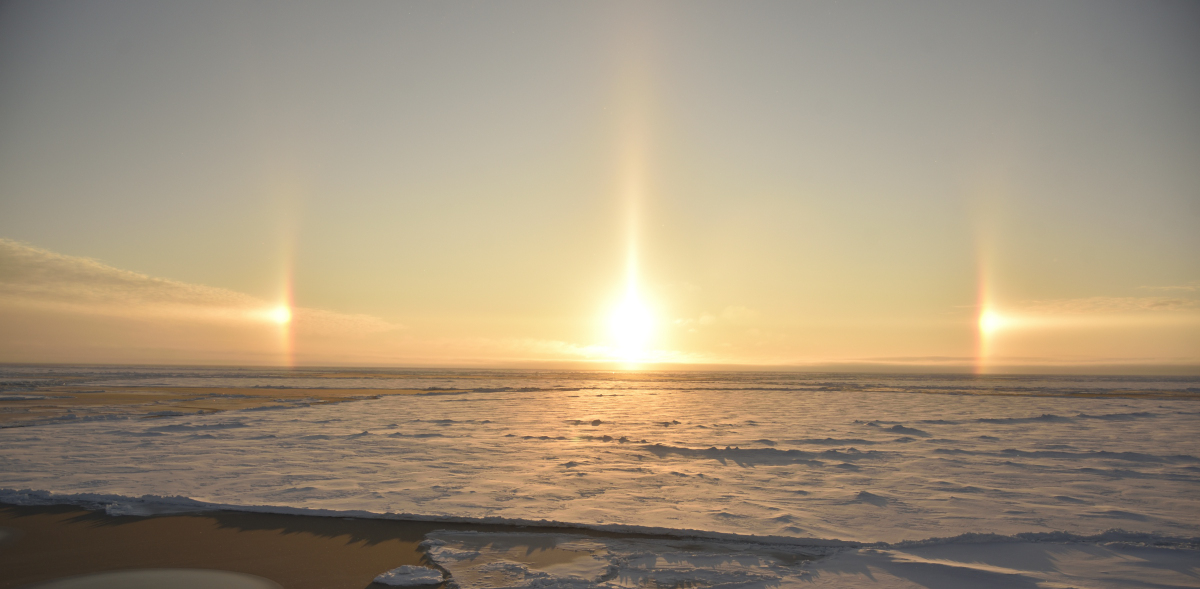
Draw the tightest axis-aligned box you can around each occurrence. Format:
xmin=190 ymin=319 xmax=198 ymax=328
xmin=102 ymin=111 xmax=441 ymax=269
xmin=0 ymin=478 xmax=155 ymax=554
xmin=801 ymin=541 xmax=1200 ymax=589
xmin=373 ymin=565 xmax=444 ymax=586
xmin=422 ymin=531 xmax=821 ymax=589
xmin=420 ymin=530 xmax=1200 ymax=589
xmin=2 ymin=367 xmax=1198 ymax=587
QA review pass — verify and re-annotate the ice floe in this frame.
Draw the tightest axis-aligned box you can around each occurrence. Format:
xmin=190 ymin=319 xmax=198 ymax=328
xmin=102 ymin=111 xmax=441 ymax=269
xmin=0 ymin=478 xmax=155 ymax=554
xmin=374 ymin=565 xmax=445 ymax=586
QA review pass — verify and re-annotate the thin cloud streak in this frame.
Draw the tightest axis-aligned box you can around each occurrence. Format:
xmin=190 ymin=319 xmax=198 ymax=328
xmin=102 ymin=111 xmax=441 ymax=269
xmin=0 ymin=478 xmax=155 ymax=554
xmin=1139 ymin=282 xmax=1200 ymax=293
xmin=0 ymin=239 xmax=397 ymax=335
xmin=1019 ymin=296 xmax=1200 ymax=315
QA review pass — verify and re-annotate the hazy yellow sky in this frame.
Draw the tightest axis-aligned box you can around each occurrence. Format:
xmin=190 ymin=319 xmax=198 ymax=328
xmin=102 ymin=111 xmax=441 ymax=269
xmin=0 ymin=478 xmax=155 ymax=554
xmin=1 ymin=1 xmax=1197 ymax=371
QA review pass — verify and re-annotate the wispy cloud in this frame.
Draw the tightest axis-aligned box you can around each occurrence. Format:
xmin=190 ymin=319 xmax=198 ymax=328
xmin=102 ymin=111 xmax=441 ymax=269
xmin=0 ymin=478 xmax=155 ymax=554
xmin=675 ymin=306 xmax=760 ymax=329
xmin=1018 ymin=296 xmax=1199 ymax=315
xmin=1140 ymin=281 xmax=1200 ymax=293
xmin=0 ymin=238 xmax=396 ymax=335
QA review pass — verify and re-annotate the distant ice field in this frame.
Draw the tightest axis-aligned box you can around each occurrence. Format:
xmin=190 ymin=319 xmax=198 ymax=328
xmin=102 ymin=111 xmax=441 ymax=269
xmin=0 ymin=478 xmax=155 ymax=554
xmin=2 ymin=367 xmax=1198 ymax=546
xmin=5 ymin=364 xmax=1199 ymax=393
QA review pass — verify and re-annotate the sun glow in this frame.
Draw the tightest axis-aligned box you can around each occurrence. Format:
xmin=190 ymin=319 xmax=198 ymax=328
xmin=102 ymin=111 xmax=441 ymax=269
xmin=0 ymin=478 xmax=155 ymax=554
xmin=609 ymin=293 xmax=655 ymax=361
xmin=269 ymin=305 xmax=292 ymax=325
xmin=976 ymin=304 xmax=1005 ymax=374
xmin=978 ymin=309 xmax=1006 ymax=336
xmin=598 ymin=49 xmax=665 ymax=366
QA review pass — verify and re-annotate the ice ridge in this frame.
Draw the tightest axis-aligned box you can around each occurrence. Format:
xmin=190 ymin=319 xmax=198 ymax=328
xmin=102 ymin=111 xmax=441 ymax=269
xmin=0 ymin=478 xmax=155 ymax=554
xmin=8 ymin=487 xmax=1197 ymax=554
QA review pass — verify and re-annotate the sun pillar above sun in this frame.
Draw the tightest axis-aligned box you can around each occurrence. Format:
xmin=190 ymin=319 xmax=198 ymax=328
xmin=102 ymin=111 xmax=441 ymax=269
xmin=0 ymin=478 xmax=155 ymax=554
xmin=601 ymin=48 xmax=662 ymax=365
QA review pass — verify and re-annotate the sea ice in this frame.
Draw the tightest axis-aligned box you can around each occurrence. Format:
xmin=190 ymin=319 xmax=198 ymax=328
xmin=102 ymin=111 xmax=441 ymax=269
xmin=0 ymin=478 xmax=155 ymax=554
xmin=421 ymin=531 xmax=1200 ymax=589
xmin=373 ymin=565 xmax=444 ymax=586
xmin=421 ymin=531 xmax=822 ymax=589
xmin=801 ymin=541 xmax=1200 ymax=589
xmin=6 ymin=378 xmax=1196 ymax=544
xmin=2 ymin=367 xmax=1199 ymax=587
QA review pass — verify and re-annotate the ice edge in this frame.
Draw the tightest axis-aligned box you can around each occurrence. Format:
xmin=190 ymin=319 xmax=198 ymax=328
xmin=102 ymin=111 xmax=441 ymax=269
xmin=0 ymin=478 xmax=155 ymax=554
xmin=3 ymin=488 xmax=1197 ymax=551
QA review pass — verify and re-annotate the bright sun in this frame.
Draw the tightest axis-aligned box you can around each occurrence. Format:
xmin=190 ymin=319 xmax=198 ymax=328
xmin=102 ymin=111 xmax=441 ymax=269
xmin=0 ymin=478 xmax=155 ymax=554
xmin=978 ymin=309 xmax=1005 ymax=336
xmin=269 ymin=305 xmax=292 ymax=325
xmin=609 ymin=294 xmax=654 ymax=360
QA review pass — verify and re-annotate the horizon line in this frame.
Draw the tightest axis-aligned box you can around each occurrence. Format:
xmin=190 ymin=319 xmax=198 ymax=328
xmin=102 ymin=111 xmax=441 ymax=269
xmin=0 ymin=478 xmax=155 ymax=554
xmin=4 ymin=359 xmax=1199 ymax=377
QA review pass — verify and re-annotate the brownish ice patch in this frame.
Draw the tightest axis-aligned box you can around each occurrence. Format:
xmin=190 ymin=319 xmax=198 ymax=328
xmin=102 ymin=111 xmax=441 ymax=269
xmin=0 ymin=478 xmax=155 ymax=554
xmin=0 ymin=386 xmax=465 ymax=428
xmin=0 ymin=504 xmax=446 ymax=589
xmin=0 ymin=504 xmax=741 ymax=589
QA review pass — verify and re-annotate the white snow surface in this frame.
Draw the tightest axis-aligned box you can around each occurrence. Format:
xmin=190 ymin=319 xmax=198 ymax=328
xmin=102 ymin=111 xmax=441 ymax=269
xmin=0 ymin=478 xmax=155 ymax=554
xmin=422 ymin=531 xmax=819 ymax=589
xmin=373 ymin=565 xmax=444 ymax=586
xmin=2 ymin=368 xmax=1198 ymax=587
xmin=802 ymin=542 xmax=1200 ymax=589
xmin=421 ymin=530 xmax=1200 ymax=589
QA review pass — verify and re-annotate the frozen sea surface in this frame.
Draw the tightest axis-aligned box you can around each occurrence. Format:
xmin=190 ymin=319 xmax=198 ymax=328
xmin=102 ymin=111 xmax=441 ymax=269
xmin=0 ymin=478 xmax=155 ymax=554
xmin=2 ymin=366 xmax=1198 ymax=587
xmin=418 ymin=530 xmax=1200 ymax=589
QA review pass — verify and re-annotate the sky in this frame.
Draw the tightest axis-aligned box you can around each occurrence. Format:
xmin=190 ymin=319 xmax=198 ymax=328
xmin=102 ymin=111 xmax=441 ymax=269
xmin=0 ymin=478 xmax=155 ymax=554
xmin=0 ymin=0 xmax=1197 ymax=371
